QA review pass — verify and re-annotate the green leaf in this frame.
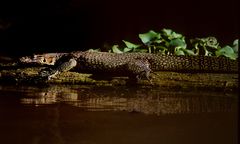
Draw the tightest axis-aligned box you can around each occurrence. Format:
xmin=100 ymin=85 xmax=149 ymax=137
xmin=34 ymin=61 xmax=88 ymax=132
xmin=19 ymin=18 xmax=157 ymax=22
xmin=205 ymin=37 xmax=219 ymax=49
xmin=183 ymin=49 xmax=197 ymax=56
xmin=232 ymin=39 xmax=238 ymax=53
xmin=169 ymin=38 xmax=187 ymax=48
xmin=233 ymin=39 xmax=238 ymax=46
xmin=161 ymin=28 xmax=172 ymax=36
xmin=161 ymin=28 xmax=183 ymax=40
xmin=174 ymin=47 xmax=185 ymax=55
xmin=112 ymin=45 xmax=123 ymax=53
xmin=171 ymin=32 xmax=183 ymax=39
xmin=190 ymin=37 xmax=220 ymax=56
xmin=139 ymin=30 xmax=161 ymax=44
xmin=155 ymin=46 xmax=168 ymax=53
xmin=215 ymin=45 xmax=238 ymax=60
xmin=123 ymin=47 xmax=133 ymax=52
xmin=122 ymin=40 xmax=141 ymax=49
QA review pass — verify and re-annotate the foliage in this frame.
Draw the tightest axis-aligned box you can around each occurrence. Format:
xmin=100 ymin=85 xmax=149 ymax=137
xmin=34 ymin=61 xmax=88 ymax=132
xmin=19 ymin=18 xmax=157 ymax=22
xmin=190 ymin=37 xmax=219 ymax=56
xmin=98 ymin=28 xmax=238 ymax=60
xmin=215 ymin=40 xmax=238 ymax=60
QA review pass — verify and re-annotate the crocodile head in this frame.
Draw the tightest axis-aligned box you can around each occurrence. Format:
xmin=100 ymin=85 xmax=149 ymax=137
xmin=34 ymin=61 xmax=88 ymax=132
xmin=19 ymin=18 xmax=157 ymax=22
xmin=19 ymin=54 xmax=59 ymax=65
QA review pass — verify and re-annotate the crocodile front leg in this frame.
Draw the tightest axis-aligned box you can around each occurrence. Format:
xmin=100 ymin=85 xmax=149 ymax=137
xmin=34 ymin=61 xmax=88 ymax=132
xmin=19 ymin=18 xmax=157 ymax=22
xmin=126 ymin=58 xmax=152 ymax=83
xmin=39 ymin=54 xmax=77 ymax=80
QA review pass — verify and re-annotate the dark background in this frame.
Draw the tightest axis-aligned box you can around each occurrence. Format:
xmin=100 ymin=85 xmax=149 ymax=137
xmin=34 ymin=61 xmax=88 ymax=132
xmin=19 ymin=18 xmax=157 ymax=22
xmin=0 ymin=0 xmax=239 ymax=56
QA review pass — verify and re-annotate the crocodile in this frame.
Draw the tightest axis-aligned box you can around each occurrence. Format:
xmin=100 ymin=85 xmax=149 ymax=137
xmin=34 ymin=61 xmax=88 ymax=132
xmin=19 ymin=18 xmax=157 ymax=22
xmin=19 ymin=51 xmax=238 ymax=81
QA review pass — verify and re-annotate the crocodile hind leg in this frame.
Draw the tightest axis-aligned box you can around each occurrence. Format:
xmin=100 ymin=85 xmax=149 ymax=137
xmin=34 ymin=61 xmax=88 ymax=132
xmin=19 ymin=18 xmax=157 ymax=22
xmin=39 ymin=55 xmax=77 ymax=80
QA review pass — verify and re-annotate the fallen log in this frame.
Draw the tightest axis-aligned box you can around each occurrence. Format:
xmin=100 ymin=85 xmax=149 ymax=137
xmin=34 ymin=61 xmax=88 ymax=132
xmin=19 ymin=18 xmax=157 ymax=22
xmin=0 ymin=64 xmax=238 ymax=92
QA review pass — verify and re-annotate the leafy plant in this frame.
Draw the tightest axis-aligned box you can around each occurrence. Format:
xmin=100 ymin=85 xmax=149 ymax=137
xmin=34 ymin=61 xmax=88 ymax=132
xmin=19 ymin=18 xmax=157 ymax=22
xmin=105 ymin=28 xmax=238 ymax=60
xmin=215 ymin=39 xmax=238 ymax=60
xmin=109 ymin=29 xmax=189 ymax=55
xmin=190 ymin=37 xmax=220 ymax=56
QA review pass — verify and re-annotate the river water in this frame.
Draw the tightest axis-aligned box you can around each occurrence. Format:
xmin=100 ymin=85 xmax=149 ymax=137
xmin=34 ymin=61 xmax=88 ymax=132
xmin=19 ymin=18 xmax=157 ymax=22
xmin=0 ymin=84 xmax=238 ymax=144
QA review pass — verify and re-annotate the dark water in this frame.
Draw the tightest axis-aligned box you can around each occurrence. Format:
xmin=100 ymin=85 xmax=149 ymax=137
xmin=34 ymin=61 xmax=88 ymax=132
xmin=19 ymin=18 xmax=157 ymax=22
xmin=0 ymin=85 xmax=238 ymax=144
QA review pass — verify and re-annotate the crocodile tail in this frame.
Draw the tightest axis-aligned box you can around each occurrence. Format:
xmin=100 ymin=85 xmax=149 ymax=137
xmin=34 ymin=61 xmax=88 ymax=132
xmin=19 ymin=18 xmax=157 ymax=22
xmin=184 ymin=56 xmax=238 ymax=73
xmin=149 ymin=55 xmax=238 ymax=73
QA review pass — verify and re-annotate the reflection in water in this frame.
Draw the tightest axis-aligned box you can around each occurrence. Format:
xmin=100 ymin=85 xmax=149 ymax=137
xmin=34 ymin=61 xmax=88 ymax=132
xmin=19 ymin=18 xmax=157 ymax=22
xmin=0 ymin=85 xmax=238 ymax=144
xmin=0 ymin=85 xmax=237 ymax=115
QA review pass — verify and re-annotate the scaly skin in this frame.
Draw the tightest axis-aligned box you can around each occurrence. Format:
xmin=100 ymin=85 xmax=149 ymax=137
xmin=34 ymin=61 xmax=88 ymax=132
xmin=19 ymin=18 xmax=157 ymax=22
xmin=19 ymin=51 xmax=238 ymax=77
xmin=69 ymin=51 xmax=238 ymax=73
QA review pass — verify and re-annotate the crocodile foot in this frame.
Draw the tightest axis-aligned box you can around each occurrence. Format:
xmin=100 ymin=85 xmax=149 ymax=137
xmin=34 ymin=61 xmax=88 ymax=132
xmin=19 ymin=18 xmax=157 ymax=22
xmin=127 ymin=58 xmax=153 ymax=84
xmin=38 ymin=56 xmax=77 ymax=80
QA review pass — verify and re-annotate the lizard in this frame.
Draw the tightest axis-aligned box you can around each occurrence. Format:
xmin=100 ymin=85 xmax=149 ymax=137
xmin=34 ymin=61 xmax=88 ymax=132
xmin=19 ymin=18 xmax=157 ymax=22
xmin=18 ymin=51 xmax=238 ymax=82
